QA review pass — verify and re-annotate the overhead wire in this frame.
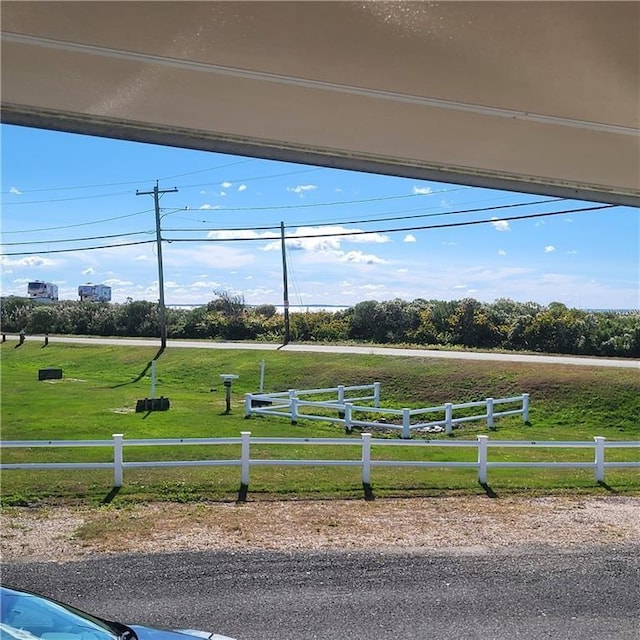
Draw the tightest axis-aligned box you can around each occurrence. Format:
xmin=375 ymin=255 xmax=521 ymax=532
xmin=1 ymin=165 xmax=318 ymax=205
xmin=0 ymin=158 xmax=256 ymax=194
xmin=1 ymin=230 xmax=154 ymax=246
xmin=1 ymin=203 xmax=617 ymax=257
xmin=1 ymin=207 xmax=179 ymax=235
xmin=163 ymin=204 xmax=618 ymax=243
xmin=1 ymin=239 xmax=156 ymax=256
xmin=164 ymin=197 xmax=565 ymax=233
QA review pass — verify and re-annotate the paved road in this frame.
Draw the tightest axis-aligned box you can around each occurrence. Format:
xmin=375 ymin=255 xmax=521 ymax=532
xmin=3 ymin=547 xmax=639 ymax=639
xmin=8 ymin=334 xmax=640 ymax=368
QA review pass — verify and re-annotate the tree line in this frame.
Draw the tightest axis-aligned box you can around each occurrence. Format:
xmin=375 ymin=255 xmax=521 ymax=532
xmin=1 ymin=293 xmax=638 ymax=358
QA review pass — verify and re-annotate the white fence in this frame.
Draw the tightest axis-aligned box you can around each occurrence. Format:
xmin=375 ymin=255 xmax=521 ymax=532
xmin=2 ymin=433 xmax=638 ymax=491
xmin=244 ymin=384 xmax=530 ymax=437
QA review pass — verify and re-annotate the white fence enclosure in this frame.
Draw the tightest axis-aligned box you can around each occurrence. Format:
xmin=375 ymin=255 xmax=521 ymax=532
xmin=1 ymin=433 xmax=638 ymax=491
xmin=244 ymin=383 xmax=530 ymax=437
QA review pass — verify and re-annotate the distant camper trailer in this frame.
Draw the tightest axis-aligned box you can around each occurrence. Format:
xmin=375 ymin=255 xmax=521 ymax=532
xmin=27 ymin=281 xmax=58 ymax=303
xmin=78 ymin=284 xmax=112 ymax=303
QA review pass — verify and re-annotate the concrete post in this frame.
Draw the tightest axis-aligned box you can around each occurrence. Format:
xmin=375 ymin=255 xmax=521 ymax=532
xmin=113 ymin=434 xmax=124 ymax=488
xmin=361 ymin=433 xmax=372 ymax=485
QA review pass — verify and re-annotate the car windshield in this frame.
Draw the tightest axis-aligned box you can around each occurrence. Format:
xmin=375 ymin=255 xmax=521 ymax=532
xmin=0 ymin=588 xmax=119 ymax=640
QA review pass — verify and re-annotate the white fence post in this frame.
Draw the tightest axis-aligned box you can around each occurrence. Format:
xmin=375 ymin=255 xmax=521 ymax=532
xmin=344 ymin=403 xmax=353 ymax=434
xmin=361 ymin=433 xmax=372 ymax=485
xmin=374 ymin=382 xmax=381 ymax=408
xmin=445 ymin=403 xmax=453 ymax=435
xmin=594 ymin=436 xmax=605 ymax=483
xmin=402 ymin=408 xmax=411 ymax=439
xmin=113 ymin=433 xmax=124 ymax=488
xmin=486 ymin=398 xmax=494 ymax=429
xmin=244 ymin=393 xmax=253 ymax=419
xmin=477 ymin=435 xmax=489 ymax=484
xmin=522 ymin=393 xmax=530 ymax=422
xmin=241 ymin=431 xmax=251 ymax=487
xmin=338 ymin=385 xmax=345 ymax=404
xmin=289 ymin=389 xmax=298 ymax=425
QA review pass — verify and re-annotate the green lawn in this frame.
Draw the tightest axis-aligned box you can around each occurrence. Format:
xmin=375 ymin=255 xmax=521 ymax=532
xmin=1 ymin=341 xmax=638 ymax=505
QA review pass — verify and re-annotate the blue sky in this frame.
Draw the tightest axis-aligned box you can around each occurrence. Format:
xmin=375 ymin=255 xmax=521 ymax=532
xmin=1 ymin=124 xmax=638 ymax=310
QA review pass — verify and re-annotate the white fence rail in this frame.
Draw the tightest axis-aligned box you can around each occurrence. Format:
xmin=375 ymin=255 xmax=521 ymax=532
xmin=2 ymin=433 xmax=638 ymax=491
xmin=245 ymin=384 xmax=530 ymax=437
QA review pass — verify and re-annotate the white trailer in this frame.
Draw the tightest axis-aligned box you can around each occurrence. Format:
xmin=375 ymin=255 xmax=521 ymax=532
xmin=78 ymin=284 xmax=112 ymax=302
xmin=27 ymin=281 xmax=58 ymax=303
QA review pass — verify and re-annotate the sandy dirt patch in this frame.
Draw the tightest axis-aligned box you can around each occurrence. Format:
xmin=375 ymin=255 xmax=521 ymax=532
xmin=2 ymin=495 xmax=638 ymax=563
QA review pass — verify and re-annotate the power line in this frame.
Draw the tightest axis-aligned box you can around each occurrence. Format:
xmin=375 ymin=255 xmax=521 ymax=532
xmin=164 ymin=204 xmax=618 ymax=242
xmin=1 ymin=230 xmax=154 ymax=247
xmin=0 ymin=158 xmax=255 ymax=195
xmin=1 ymin=207 xmax=178 ymax=235
xmin=1 ymin=203 xmax=617 ymax=257
xmin=1 ymin=239 xmax=156 ymax=256
xmin=164 ymin=197 xmax=564 ymax=233
xmin=178 ymin=185 xmax=471 ymax=216
xmin=1 ymin=166 xmax=317 ymax=205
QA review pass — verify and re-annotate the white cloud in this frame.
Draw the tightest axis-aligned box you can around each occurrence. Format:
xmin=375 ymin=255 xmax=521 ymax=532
xmin=544 ymin=245 xmax=556 ymax=253
xmin=134 ymin=254 xmax=151 ymax=261
xmin=396 ymin=268 xmax=408 ymax=273
xmin=103 ymin=278 xmax=133 ymax=286
xmin=9 ymin=187 xmax=22 ymax=195
xmin=404 ymin=234 xmax=416 ymax=243
xmin=221 ymin=181 xmax=232 ymax=188
xmin=220 ymin=191 xmax=226 ymax=197
xmin=497 ymin=249 xmax=507 ymax=256
xmin=443 ymin=241 xmax=457 ymax=246
xmin=199 ymin=203 xmax=221 ymax=210
xmin=490 ymin=217 xmax=510 ymax=232
xmin=564 ymin=218 xmax=573 ymax=223
xmin=82 ymin=267 xmax=95 ymax=275
xmin=338 ymin=251 xmax=388 ymax=265
xmin=287 ymin=184 xmax=318 ymax=196
xmin=208 ymin=229 xmax=278 ymax=241
xmin=565 ymin=249 xmax=578 ymax=255
xmin=237 ymin=184 xmax=247 ymax=192
xmin=412 ymin=186 xmax=432 ymax=195
xmin=0 ymin=255 xmax=56 ymax=267
xmin=199 ymin=190 xmax=207 ymax=195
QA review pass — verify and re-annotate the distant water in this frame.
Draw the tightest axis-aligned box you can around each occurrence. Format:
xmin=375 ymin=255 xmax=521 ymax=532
xmin=583 ymin=309 xmax=639 ymax=314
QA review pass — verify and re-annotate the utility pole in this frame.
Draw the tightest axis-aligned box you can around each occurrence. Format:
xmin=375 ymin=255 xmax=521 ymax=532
xmin=136 ymin=181 xmax=178 ymax=349
xmin=280 ymin=221 xmax=291 ymax=344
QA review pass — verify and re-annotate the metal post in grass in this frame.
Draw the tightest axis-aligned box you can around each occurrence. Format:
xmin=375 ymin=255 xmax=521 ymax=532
xmin=402 ymin=408 xmax=411 ymax=439
xmin=113 ymin=434 xmax=124 ymax=488
xmin=522 ymin=393 xmax=530 ymax=422
xmin=338 ymin=385 xmax=345 ymax=404
xmin=151 ymin=360 xmax=156 ymax=399
xmin=477 ymin=435 xmax=489 ymax=484
xmin=445 ymin=403 xmax=453 ymax=435
xmin=361 ymin=433 xmax=372 ymax=485
xmin=486 ymin=398 xmax=495 ymax=429
xmin=244 ymin=393 xmax=253 ymax=419
xmin=374 ymin=382 xmax=381 ymax=408
xmin=594 ymin=436 xmax=605 ymax=483
xmin=289 ymin=389 xmax=298 ymax=425
xmin=241 ymin=431 xmax=251 ymax=488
